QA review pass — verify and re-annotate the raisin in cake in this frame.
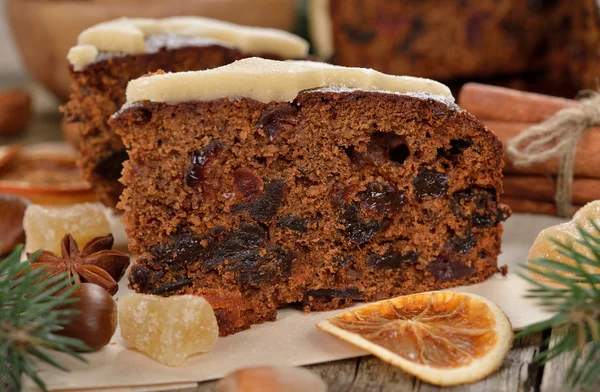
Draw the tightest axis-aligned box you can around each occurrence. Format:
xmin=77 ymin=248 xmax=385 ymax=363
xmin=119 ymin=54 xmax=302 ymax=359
xmin=111 ymin=58 xmax=511 ymax=336
xmin=62 ymin=17 xmax=308 ymax=207
xmin=309 ymin=0 xmax=595 ymax=91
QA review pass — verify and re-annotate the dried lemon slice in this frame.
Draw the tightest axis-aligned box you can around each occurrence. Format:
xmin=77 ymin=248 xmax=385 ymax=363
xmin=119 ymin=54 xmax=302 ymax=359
xmin=317 ymin=291 xmax=513 ymax=386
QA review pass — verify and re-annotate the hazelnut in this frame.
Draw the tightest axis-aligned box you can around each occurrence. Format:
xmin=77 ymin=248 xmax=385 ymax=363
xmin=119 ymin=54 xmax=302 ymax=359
xmin=58 ymin=283 xmax=117 ymax=351
xmin=0 ymin=194 xmax=30 ymax=255
xmin=0 ymin=89 xmax=32 ymax=135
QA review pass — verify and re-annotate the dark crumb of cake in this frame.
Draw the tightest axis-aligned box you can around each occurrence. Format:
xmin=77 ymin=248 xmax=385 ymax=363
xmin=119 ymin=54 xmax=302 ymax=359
xmin=428 ymin=253 xmax=478 ymax=282
xmin=500 ymin=264 xmax=509 ymax=276
xmin=300 ymin=287 xmax=365 ymax=312
xmin=94 ymin=148 xmax=128 ymax=181
xmin=367 ymin=248 xmax=419 ymax=270
xmin=113 ymin=90 xmax=510 ymax=336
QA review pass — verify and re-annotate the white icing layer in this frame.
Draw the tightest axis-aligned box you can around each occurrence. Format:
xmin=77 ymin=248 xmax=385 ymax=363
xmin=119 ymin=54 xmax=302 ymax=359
xmin=125 ymin=57 xmax=453 ymax=105
xmin=67 ymin=17 xmax=309 ymax=71
xmin=308 ymin=0 xmax=334 ymax=60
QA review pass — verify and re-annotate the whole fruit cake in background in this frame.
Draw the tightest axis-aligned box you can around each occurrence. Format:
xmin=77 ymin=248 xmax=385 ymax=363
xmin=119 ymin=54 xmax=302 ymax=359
xmin=308 ymin=0 xmax=598 ymax=92
xmin=62 ymin=16 xmax=309 ymax=207
xmin=110 ymin=58 xmax=511 ymax=336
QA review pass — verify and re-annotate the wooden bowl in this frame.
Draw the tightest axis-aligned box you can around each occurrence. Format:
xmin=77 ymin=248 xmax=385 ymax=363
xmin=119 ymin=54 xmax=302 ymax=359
xmin=6 ymin=0 xmax=297 ymax=101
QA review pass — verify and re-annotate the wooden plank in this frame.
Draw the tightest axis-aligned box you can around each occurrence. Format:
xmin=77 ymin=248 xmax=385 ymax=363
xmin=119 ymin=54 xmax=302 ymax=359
xmin=540 ymin=327 xmax=600 ymax=392
xmin=349 ymin=356 xmax=417 ymax=392
xmin=170 ymin=333 xmax=545 ymax=391
xmin=305 ymin=358 xmax=359 ymax=392
xmin=345 ymin=334 xmax=544 ymax=392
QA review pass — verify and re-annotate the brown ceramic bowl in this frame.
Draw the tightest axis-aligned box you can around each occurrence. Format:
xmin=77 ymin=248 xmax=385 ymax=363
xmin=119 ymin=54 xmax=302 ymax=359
xmin=6 ymin=0 xmax=297 ymax=101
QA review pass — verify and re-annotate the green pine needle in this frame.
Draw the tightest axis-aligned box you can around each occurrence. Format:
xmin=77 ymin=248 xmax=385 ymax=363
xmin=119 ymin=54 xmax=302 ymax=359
xmin=517 ymin=219 xmax=600 ymax=389
xmin=0 ymin=245 xmax=88 ymax=392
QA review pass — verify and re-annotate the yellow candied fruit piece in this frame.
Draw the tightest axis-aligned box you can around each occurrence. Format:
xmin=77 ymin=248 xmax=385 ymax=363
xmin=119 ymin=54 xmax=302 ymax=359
xmin=23 ymin=202 xmax=110 ymax=254
xmin=528 ymin=200 xmax=600 ymax=283
xmin=118 ymin=294 xmax=218 ymax=367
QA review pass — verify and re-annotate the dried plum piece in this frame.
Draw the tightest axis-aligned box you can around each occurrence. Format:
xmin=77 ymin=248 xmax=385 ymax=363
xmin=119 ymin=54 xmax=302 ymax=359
xmin=451 ymin=187 xmax=509 ymax=227
xmin=256 ymin=104 xmax=299 ymax=141
xmin=447 ymin=230 xmax=477 ymax=255
xmin=358 ymin=183 xmax=406 ymax=217
xmin=232 ymin=180 xmax=284 ymax=223
xmin=429 ymin=253 xmax=476 ymax=282
xmin=150 ymin=277 xmax=193 ymax=295
xmin=341 ymin=24 xmax=376 ymax=44
xmin=412 ymin=167 xmax=448 ymax=198
xmin=233 ymin=168 xmax=263 ymax=201
xmin=394 ymin=17 xmax=425 ymax=53
xmin=186 ymin=140 xmax=224 ymax=189
xmin=301 ymin=288 xmax=364 ymax=310
xmin=277 ymin=216 xmax=309 ymax=233
xmin=528 ymin=0 xmax=560 ymax=12
xmin=342 ymin=204 xmax=383 ymax=246
xmin=227 ymin=248 xmax=293 ymax=286
xmin=149 ymin=231 xmax=205 ymax=267
xmin=368 ymin=248 xmax=419 ymax=270
xmin=200 ymin=223 xmax=267 ymax=271
xmin=94 ymin=148 xmax=128 ymax=181
xmin=466 ymin=12 xmax=492 ymax=47
xmin=129 ymin=265 xmax=165 ymax=292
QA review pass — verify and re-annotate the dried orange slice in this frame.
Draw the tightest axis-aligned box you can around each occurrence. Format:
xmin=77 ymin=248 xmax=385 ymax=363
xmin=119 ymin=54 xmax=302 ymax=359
xmin=0 ymin=143 xmax=96 ymax=205
xmin=317 ymin=291 xmax=513 ymax=386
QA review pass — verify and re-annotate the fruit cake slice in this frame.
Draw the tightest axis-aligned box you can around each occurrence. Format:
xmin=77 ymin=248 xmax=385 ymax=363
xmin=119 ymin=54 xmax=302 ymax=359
xmin=62 ymin=17 xmax=308 ymax=207
xmin=111 ymin=58 xmax=511 ymax=336
xmin=308 ymin=0 xmax=572 ymax=81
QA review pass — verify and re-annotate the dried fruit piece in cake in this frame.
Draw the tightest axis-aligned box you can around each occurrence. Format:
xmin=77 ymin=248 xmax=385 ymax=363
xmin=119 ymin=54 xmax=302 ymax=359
xmin=112 ymin=58 xmax=510 ymax=336
xmin=317 ymin=291 xmax=513 ymax=386
xmin=118 ymin=294 xmax=218 ymax=366
xmin=63 ymin=17 xmax=309 ymax=207
xmin=23 ymin=203 xmax=110 ymax=254
xmin=528 ymin=200 xmax=600 ymax=283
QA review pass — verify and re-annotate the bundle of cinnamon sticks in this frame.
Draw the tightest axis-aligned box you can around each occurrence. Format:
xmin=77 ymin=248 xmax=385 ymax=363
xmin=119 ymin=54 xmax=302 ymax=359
xmin=459 ymin=83 xmax=600 ymax=215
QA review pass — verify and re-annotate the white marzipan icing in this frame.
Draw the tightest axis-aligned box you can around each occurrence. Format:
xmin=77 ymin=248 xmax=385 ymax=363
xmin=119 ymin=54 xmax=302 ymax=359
xmin=308 ymin=0 xmax=334 ymax=60
xmin=67 ymin=17 xmax=309 ymax=71
xmin=124 ymin=57 xmax=453 ymax=106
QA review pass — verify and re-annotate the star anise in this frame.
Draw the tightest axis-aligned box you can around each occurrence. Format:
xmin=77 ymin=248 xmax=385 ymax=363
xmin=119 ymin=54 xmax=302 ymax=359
xmin=29 ymin=233 xmax=130 ymax=295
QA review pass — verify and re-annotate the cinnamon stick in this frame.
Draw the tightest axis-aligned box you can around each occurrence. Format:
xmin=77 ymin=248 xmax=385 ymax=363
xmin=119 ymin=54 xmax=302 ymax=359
xmin=503 ymin=175 xmax=600 ymax=205
xmin=501 ymin=196 xmax=582 ymax=216
xmin=485 ymin=120 xmax=600 ymax=179
xmin=458 ymin=83 xmax=576 ymax=123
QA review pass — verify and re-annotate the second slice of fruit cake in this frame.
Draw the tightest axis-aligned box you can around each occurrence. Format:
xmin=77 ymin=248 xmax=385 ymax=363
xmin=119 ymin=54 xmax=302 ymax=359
xmin=111 ymin=58 xmax=511 ymax=336
xmin=63 ymin=17 xmax=308 ymax=207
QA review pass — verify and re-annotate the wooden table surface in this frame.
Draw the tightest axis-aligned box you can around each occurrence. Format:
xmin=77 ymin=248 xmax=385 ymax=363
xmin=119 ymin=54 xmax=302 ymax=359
xmin=2 ymin=85 xmax=597 ymax=392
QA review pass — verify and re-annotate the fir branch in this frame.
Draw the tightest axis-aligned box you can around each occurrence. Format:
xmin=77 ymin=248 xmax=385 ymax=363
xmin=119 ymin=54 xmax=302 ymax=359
xmin=517 ymin=219 xmax=600 ymax=389
xmin=0 ymin=245 xmax=87 ymax=392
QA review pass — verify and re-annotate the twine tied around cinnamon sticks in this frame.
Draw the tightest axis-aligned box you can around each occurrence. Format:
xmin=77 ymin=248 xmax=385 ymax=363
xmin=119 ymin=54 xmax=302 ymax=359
xmin=506 ymin=92 xmax=600 ymax=218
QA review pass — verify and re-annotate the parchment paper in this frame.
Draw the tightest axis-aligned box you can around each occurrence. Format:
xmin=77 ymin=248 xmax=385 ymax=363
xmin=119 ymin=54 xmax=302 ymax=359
xmin=27 ymin=213 xmax=566 ymax=391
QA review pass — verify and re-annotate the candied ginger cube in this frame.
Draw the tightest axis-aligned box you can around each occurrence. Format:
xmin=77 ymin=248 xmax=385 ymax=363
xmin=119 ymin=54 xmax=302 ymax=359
xmin=118 ymin=294 xmax=218 ymax=367
xmin=23 ymin=202 xmax=110 ymax=254
xmin=528 ymin=200 xmax=600 ymax=282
